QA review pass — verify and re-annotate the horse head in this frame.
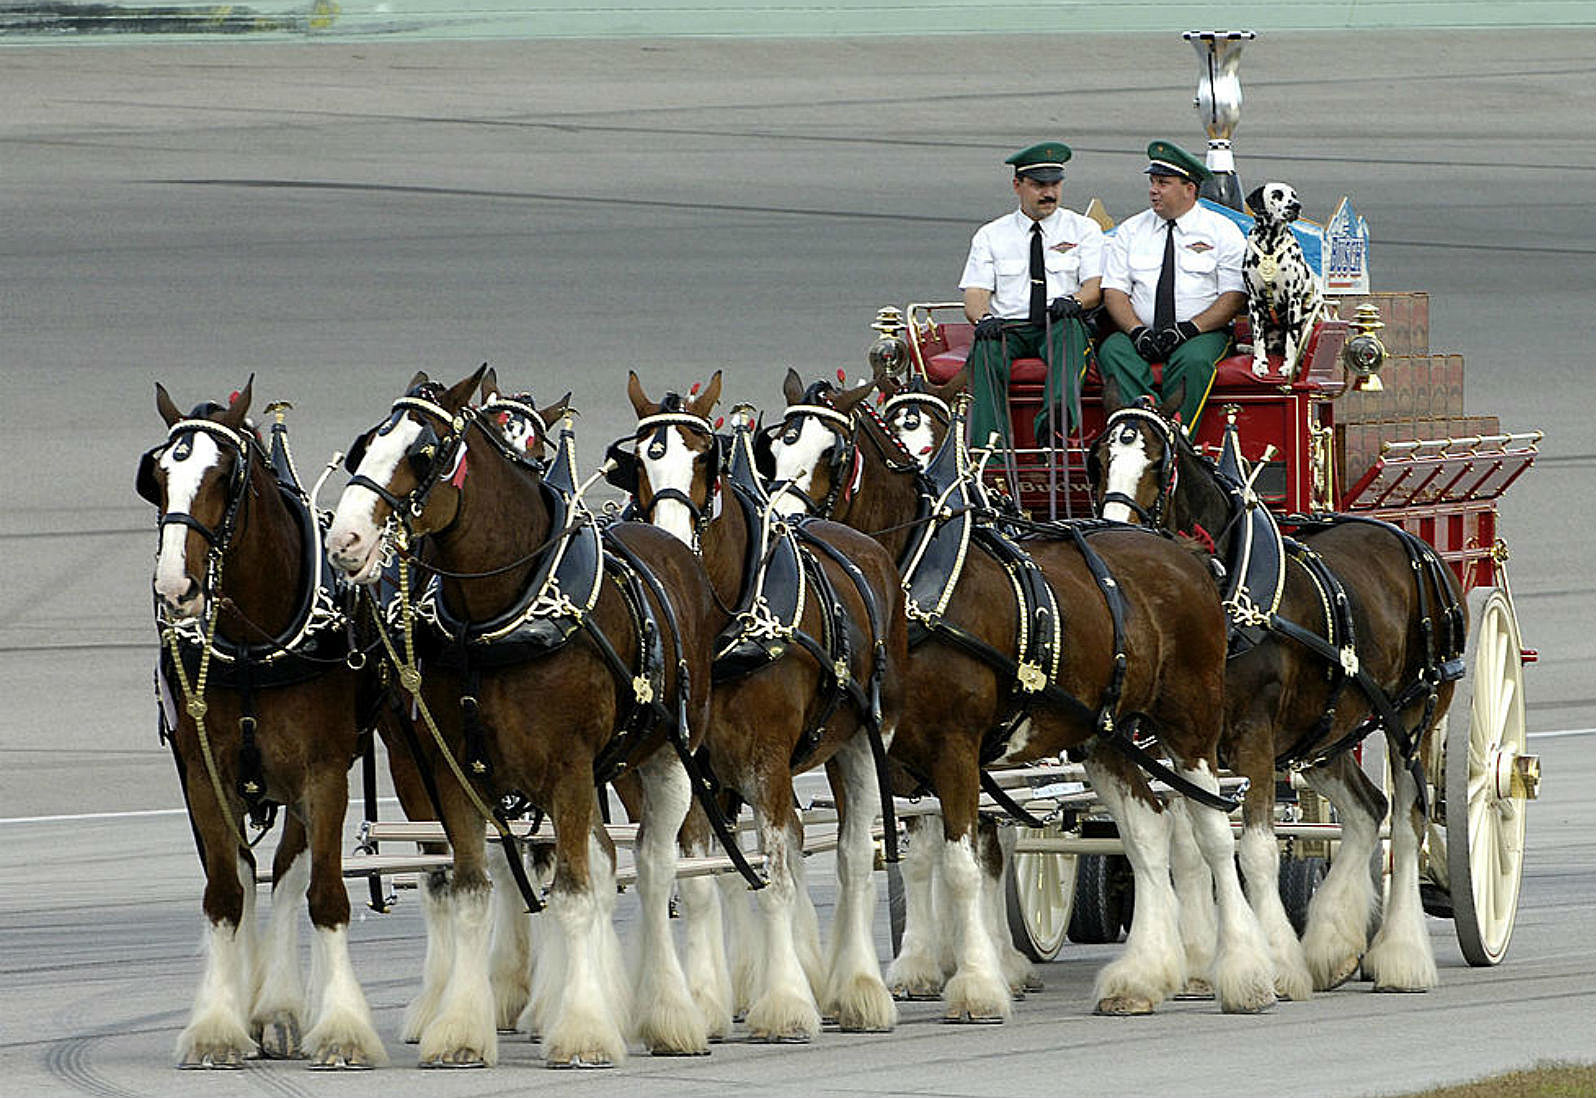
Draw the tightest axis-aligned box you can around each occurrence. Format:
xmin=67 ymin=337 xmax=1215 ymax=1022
xmin=610 ymin=370 xmax=722 ymax=550
xmin=876 ymin=363 xmax=969 ymax=470
xmin=761 ymin=368 xmax=878 ymax=520
xmin=479 ymin=365 xmax=570 ymax=465
xmin=138 ymin=377 xmax=258 ymax=619
xmin=1090 ymin=378 xmax=1202 ymax=529
xmin=327 ymin=365 xmax=486 ymax=583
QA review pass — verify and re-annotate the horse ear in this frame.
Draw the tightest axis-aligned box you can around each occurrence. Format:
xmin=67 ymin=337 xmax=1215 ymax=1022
xmin=442 ymin=364 xmax=488 ymax=411
xmin=1159 ymin=379 xmax=1187 ymax=423
xmin=542 ymin=391 xmax=573 ymax=424
xmin=1244 ymin=184 xmax=1266 ymax=216
xmin=1102 ymin=376 xmax=1127 ymax=417
xmin=155 ymin=382 xmax=184 ymax=427
xmin=832 ymin=375 xmax=875 ymax=415
xmin=626 ymin=370 xmax=656 ymax=418
xmin=408 ymin=370 xmax=430 ymax=391
xmin=221 ymin=375 xmax=254 ymax=427
xmin=936 ymin=363 xmax=972 ymax=402
xmin=480 ymin=366 xmax=499 ymax=403
xmin=781 ymin=368 xmax=805 ymax=406
xmin=689 ymin=370 xmax=722 ymax=419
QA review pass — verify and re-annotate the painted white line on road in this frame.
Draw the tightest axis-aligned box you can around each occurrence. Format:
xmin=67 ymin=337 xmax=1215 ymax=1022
xmin=1528 ymin=727 xmax=1594 ymax=739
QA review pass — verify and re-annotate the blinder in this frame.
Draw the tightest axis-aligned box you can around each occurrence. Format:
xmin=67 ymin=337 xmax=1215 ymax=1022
xmin=603 ymin=437 xmax=641 ymax=495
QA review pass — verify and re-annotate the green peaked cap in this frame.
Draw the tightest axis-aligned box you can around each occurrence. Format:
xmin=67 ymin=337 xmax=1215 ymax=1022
xmin=1005 ymin=141 xmax=1072 ymax=182
xmin=1144 ymin=140 xmax=1212 ymax=183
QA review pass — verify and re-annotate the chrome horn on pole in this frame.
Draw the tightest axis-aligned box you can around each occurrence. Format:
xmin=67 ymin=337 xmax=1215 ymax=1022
xmin=1185 ymin=29 xmax=1255 ymax=211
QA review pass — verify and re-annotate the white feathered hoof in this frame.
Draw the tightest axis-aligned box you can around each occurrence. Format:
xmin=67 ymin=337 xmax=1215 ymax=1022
xmin=1093 ymin=994 xmax=1158 ymax=1016
xmin=637 ymin=1002 xmax=710 ymax=1058
xmin=745 ymin=989 xmax=821 ymax=1043
xmin=886 ymin=954 xmax=946 ymax=1001
xmin=1313 ymin=952 xmax=1362 ymax=992
xmin=1273 ymin=956 xmax=1315 ymax=1002
xmin=419 ymin=1047 xmax=491 ymax=1069
xmin=1364 ymin=945 xmax=1438 ymax=993
xmin=175 ymin=1017 xmax=255 ymax=1069
xmin=941 ymin=972 xmax=1011 ymax=1024
xmin=254 ymin=1011 xmax=303 ymax=1059
xmin=305 ymin=1016 xmax=388 ymax=1070
xmin=542 ymin=1013 xmax=628 ymax=1068
xmin=833 ymin=974 xmax=898 ymax=1033
xmin=1214 ymin=968 xmax=1277 ymax=1015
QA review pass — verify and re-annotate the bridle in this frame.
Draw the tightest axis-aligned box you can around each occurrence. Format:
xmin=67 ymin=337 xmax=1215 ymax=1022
xmin=480 ymin=391 xmax=551 ymax=470
xmin=1091 ymin=401 xmax=1181 ymax=528
xmin=605 ymin=392 xmax=722 ymax=548
xmin=137 ymin=413 xmax=260 ymax=591
xmin=757 ymin=382 xmax=867 ymax=520
xmin=343 ymin=383 xmax=470 ymax=527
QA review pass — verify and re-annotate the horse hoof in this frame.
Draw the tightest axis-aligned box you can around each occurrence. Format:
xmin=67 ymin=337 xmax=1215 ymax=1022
xmin=1317 ymin=956 xmax=1362 ymax=991
xmin=942 ymin=1010 xmax=1005 ymax=1025
xmin=178 ymin=1049 xmax=246 ymax=1070
xmin=419 ymin=1050 xmax=487 ymax=1069
xmin=1020 ymin=973 xmax=1045 ymax=994
xmin=748 ymin=1031 xmax=812 ymax=1044
xmin=1373 ymin=983 xmax=1430 ymax=994
xmin=650 ymin=1047 xmax=712 ymax=1057
xmin=308 ymin=1052 xmax=374 ymax=1071
xmin=546 ymin=1053 xmax=616 ymax=1069
xmin=1094 ymin=995 xmax=1157 ymax=1016
xmin=1174 ymin=978 xmax=1214 ymax=1000
xmin=256 ymin=1015 xmax=303 ymax=1059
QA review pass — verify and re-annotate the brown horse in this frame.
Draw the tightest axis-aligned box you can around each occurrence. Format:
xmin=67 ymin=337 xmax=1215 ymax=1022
xmin=326 ymin=365 xmax=719 ymax=1066
xmin=1090 ymin=386 xmax=1465 ymax=994
xmin=767 ymin=368 xmax=1277 ymax=1018
xmin=614 ymin=370 xmax=907 ymax=1039
xmin=138 ymin=380 xmax=385 ymax=1068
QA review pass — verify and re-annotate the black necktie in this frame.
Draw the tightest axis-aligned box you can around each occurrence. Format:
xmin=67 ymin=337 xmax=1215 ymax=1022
xmin=1153 ymin=218 xmax=1177 ymax=331
xmin=1028 ymin=221 xmax=1046 ymax=327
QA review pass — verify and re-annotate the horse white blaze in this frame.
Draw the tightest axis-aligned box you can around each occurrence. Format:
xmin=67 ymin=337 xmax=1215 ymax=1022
xmin=769 ymin=417 xmax=835 ymax=517
xmin=1101 ymin=431 xmax=1152 ymax=524
xmin=327 ymin=417 xmax=422 ymax=581
xmin=637 ymin=429 xmax=699 ymax=548
xmin=888 ymin=409 xmax=936 ymax=469
xmin=153 ymin=432 xmax=222 ymax=615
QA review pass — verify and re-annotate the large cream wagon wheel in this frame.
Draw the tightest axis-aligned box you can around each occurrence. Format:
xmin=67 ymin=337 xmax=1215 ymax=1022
xmin=1002 ymin=826 xmax=1076 ymax=961
xmin=1443 ymin=586 xmax=1537 ymax=966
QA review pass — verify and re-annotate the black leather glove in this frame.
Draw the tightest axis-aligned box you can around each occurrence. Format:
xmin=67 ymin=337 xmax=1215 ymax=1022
xmin=972 ymin=315 xmax=1004 ymax=343
xmin=1153 ymin=320 xmax=1201 ymax=360
xmin=1130 ymin=325 xmax=1160 ymax=361
xmin=1046 ymin=296 xmax=1083 ymax=322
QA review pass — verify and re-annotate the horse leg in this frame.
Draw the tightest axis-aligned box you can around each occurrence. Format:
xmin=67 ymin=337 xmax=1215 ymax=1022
xmin=175 ymin=777 xmax=257 ymax=1068
xmin=822 ymin=741 xmax=897 ymax=1032
xmin=541 ymin=786 xmax=630 ymax=1067
xmin=786 ymin=807 xmax=827 ymax=1002
xmin=1170 ymin=758 xmax=1276 ymax=1014
xmin=934 ymin=757 xmax=1010 ymax=1023
xmin=1080 ymin=750 xmax=1183 ymax=1015
xmin=252 ymin=814 xmax=308 ymax=1058
xmin=519 ymin=843 xmax=558 ymax=1038
xmin=299 ymin=766 xmax=386 ymax=1068
xmin=1299 ymin=752 xmax=1386 ymax=990
xmin=885 ymin=812 xmax=948 ymax=1000
xmin=1363 ymin=743 xmax=1438 ymax=991
xmin=1231 ymin=724 xmax=1313 ymax=1001
xmin=666 ymin=797 xmax=732 ymax=1039
xmin=744 ymin=790 xmax=822 ymax=1042
xmin=976 ymin=818 xmax=1039 ymax=995
xmin=486 ymin=842 xmax=533 ymax=1032
xmin=416 ymin=784 xmax=496 ymax=1067
xmin=1167 ymin=802 xmax=1218 ymax=995
xmin=402 ymin=869 xmax=453 ymax=1043
xmin=632 ymin=750 xmax=710 ymax=1055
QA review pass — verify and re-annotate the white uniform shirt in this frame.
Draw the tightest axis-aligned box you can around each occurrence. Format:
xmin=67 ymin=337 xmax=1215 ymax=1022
xmin=959 ymin=207 xmax=1104 ymax=321
xmin=1101 ymin=202 xmax=1246 ymax=326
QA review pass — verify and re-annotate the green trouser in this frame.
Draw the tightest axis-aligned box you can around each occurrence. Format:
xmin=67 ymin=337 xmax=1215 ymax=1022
xmin=1096 ymin=329 xmax=1233 ymax=431
xmin=965 ymin=317 xmax=1090 ymax=449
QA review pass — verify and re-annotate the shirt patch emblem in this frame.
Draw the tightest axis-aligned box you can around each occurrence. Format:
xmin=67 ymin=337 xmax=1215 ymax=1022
xmin=1186 ymin=240 xmax=1214 ymax=253
xmin=1049 ymin=240 xmax=1077 ymax=253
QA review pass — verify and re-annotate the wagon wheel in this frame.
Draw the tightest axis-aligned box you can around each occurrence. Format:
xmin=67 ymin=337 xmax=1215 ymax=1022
xmin=1443 ymin=586 xmax=1535 ymax=966
xmin=1002 ymin=826 xmax=1076 ymax=961
xmin=1277 ymin=856 xmax=1327 ymax=936
xmin=1066 ymin=853 xmax=1129 ymax=944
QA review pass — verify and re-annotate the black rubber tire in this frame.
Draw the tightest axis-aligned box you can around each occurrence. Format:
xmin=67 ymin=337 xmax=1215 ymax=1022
xmin=887 ymin=860 xmax=906 ymax=958
xmin=1278 ymin=856 xmax=1328 ymax=936
xmin=1066 ymin=853 xmax=1130 ymax=944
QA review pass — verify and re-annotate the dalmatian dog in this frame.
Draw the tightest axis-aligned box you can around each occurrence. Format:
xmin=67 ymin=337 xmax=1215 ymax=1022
xmin=1242 ymin=182 xmax=1323 ymax=377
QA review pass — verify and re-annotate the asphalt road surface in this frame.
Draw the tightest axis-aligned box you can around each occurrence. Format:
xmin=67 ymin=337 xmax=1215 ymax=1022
xmin=1 ymin=27 xmax=1592 ymax=1098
